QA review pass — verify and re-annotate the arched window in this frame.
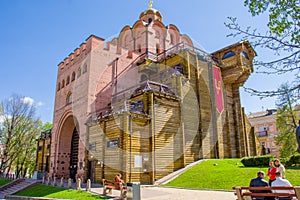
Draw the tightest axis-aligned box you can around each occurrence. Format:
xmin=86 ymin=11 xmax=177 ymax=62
xmin=62 ymin=80 xmax=65 ymax=88
xmin=71 ymin=72 xmax=76 ymax=81
xmin=66 ymin=76 xmax=70 ymax=85
xmin=222 ymin=51 xmax=236 ymax=60
xmin=83 ymin=64 xmax=87 ymax=74
xmin=241 ymin=51 xmax=249 ymax=60
xmin=57 ymin=82 xmax=61 ymax=91
xmin=124 ymin=35 xmax=130 ymax=48
xmin=156 ymin=44 xmax=160 ymax=54
xmin=170 ymin=34 xmax=174 ymax=45
xmin=77 ymin=67 xmax=81 ymax=78
xmin=148 ymin=18 xmax=153 ymax=24
xmin=66 ymin=92 xmax=72 ymax=105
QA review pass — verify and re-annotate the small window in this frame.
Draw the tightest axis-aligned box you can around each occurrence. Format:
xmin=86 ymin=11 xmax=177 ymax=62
xmin=66 ymin=92 xmax=72 ymax=105
xmin=38 ymin=146 xmax=43 ymax=151
xmin=47 ymin=144 xmax=50 ymax=149
xmin=241 ymin=51 xmax=249 ymax=59
xmin=62 ymin=80 xmax=65 ymax=88
xmin=148 ymin=18 xmax=153 ymax=24
xmin=222 ymin=51 xmax=235 ymax=60
xmin=77 ymin=67 xmax=81 ymax=78
xmin=71 ymin=72 xmax=76 ymax=81
xmin=173 ymin=64 xmax=183 ymax=75
xmin=66 ymin=76 xmax=70 ymax=85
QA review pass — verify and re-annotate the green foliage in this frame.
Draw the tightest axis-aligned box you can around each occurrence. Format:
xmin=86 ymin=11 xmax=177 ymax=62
xmin=289 ymin=154 xmax=300 ymax=165
xmin=165 ymin=159 xmax=300 ymax=190
xmin=241 ymin=155 xmax=273 ymax=167
xmin=15 ymin=184 xmax=106 ymax=200
xmin=0 ymin=94 xmax=42 ymax=177
xmin=41 ymin=122 xmax=52 ymax=131
xmin=279 ymin=157 xmax=292 ymax=167
xmin=226 ymin=0 xmax=300 ymax=98
xmin=244 ymin=0 xmax=300 ymax=44
xmin=275 ymin=83 xmax=298 ymax=157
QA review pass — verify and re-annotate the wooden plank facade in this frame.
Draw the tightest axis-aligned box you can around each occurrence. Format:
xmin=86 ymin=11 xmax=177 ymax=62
xmin=49 ymin=6 xmax=261 ymax=184
xmin=86 ymin=43 xmax=261 ymax=184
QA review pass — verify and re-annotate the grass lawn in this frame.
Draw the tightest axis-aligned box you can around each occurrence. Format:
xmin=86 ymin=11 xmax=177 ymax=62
xmin=165 ymin=159 xmax=300 ymax=190
xmin=15 ymin=184 xmax=107 ymax=200
xmin=0 ymin=178 xmax=11 ymax=186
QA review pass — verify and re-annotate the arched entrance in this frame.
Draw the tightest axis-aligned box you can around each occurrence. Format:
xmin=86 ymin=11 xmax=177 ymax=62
xmin=56 ymin=115 xmax=79 ymax=178
xmin=70 ymin=128 xmax=79 ymax=166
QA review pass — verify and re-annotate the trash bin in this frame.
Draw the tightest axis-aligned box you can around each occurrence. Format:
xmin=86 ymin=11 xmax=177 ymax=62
xmin=126 ymin=182 xmax=141 ymax=200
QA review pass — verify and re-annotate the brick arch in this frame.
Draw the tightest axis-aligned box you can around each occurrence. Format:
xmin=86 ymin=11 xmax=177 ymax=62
xmin=55 ymin=112 xmax=79 ymax=178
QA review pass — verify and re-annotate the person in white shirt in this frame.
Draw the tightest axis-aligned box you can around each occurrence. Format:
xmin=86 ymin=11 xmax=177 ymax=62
xmin=271 ymin=172 xmax=294 ymax=200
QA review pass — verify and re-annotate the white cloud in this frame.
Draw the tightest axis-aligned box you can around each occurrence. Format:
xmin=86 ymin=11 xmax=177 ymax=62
xmin=36 ymin=101 xmax=44 ymax=107
xmin=21 ymin=97 xmax=35 ymax=106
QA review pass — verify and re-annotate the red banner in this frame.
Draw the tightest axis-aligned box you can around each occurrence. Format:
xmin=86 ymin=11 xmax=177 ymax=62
xmin=213 ymin=66 xmax=224 ymax=113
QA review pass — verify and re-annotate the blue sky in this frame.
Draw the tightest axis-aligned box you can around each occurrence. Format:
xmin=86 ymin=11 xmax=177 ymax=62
xmin=0 ymin=0 xmax=290 ymax=123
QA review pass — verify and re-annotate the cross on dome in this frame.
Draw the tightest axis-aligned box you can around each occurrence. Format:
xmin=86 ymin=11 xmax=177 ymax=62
xmin=148 ymin=0 xmax=153 ymax=9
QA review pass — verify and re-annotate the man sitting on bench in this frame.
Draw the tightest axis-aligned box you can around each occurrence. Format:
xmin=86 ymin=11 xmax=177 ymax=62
xmin=249 ymin=171 xmax=275 ymax=200
xmin=272 ymin=172 xmax=295 ymax=200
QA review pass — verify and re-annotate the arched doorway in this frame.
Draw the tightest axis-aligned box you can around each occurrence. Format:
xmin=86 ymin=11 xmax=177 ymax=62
xmin=56 ymin=115 xmax=79 ymax=178
xmin=70 ymin=128 xmax=79 ymax=167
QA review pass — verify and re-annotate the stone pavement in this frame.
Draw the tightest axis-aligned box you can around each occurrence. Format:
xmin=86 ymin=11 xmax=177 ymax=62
xmin=90 ymin=185 xmax=236 ymax=200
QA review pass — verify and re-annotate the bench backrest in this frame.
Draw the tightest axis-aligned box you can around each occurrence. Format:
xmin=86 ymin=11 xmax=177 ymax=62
xmin=233 ymin=186 xmax=300 ymax=200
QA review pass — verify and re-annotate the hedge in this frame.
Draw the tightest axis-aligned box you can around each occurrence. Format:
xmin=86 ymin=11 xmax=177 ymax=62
xmin=241 ymin=155 xmax=273 ymax=167
xmin=241 ymin=154 xmax=300 ymax=167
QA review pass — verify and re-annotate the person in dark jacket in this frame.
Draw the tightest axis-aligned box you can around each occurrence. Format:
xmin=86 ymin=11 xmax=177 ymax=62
xmin=249 ymin=171 xmax=275 ymax=200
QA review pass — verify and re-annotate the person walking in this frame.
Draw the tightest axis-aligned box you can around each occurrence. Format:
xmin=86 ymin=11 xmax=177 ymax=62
xmin=267 ymin=160 xmax=277 ymax=186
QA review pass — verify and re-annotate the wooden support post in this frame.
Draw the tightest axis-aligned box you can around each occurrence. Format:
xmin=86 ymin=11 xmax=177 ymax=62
xmin=235 ymin=187 xmax=243 ymax=200
xmin=86 ymin=179 xmax=91 ymax=192
xmin=294 ymin=186 xmax=300 ymax=199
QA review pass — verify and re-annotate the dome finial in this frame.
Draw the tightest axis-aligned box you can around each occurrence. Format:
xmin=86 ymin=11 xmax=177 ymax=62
xmin=148 ymin=0 xmax=153 ymax=9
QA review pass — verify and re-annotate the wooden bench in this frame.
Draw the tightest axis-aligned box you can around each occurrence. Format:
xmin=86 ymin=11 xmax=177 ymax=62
xmin=233 ymin=186 xmax=300 ymax=200
xmin=102 ymin=179 xmax=127 ymax=199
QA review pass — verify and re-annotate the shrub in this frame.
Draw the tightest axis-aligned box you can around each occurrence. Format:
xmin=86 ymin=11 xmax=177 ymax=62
xmin=279 ymin=157 xmax=291 ymax=166
xmin=241 ymin=155 xmax=274 ymax=167
xmin=289 ymin=154 xmax=300 ymax=166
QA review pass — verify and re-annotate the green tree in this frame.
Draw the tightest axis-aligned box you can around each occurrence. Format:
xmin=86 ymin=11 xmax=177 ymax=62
xmin=275 ymin=83 xmax=298 ymax=157
xmin=41 ymin=122 xmax=52 ymax=132
xmin=0 ymin=94 xmax=41 ymax=177
xmin=225 ymin=0 xmax=300 ymax=97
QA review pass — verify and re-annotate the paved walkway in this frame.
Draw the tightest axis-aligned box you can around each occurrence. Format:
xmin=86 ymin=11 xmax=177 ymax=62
xmin=90 ymin=185 xmax=235 ymax=200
